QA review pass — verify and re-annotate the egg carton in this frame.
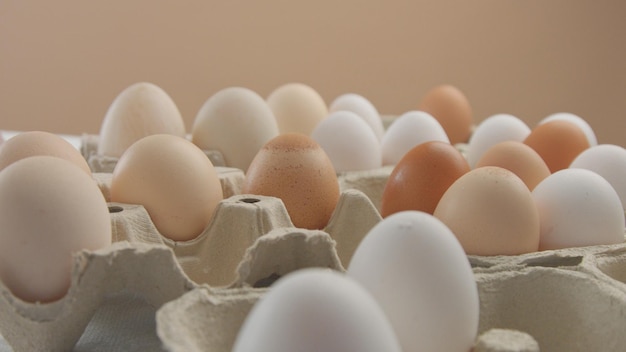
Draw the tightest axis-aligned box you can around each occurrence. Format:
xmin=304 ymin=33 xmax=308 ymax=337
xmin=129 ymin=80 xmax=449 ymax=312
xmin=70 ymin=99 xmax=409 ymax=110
xmin=1 ymin=134 xmax=624 ymax=351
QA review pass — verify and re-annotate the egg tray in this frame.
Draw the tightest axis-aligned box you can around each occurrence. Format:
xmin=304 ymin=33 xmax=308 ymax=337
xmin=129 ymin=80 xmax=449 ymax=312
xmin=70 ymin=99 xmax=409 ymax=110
xmin=1 ymin=137 xmax=625 ymax=351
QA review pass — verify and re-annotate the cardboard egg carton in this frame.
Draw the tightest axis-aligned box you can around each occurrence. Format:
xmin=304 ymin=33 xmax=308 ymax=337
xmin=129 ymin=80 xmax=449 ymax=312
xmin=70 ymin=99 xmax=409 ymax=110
xmin=1 ymin=133 xmax=625 ymax=351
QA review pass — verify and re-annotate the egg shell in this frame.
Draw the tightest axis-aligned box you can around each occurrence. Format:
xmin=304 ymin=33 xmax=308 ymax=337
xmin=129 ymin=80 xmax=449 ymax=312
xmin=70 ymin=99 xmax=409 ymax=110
xmin=0 ymin=156 xmax=111 ymax=303
xmin=192 ymin=87 xmax=279 ymax=172
xmin=476 ymin=141 xmax=551 ymax=190
xmin=570 ymin=144 xmax=626 ymax=210
xmin=0 ymin=131 xmax=91 ymax=175
xmin=524 ymin=120 xmax=590 ymax=173
xmin=417 ymin=84 xmax=473 ymax=144
xmin=466 ymin=114 xmax=531 ymax=168
xmin=348 ymin=211 xmax=479 ymax=352
xmin=381 ymin=141 xmax=469 ymax=217
xmin=540 ymin=112 xmax=597 ymax=146
xmin=434 ymin=166 xmax=540 ymax=255
xmin=532 ymin=168 xmax=624 ymax=250
xmin=111 ymin=134 xmax=223 ymax=242
xmin=243 ymin=133 xmax=339 ymax=230
xmin=97 ymin=82 xmax=186 ymax=158
xmin=266 ymin=83 xmax=328 ymax=135
xmin=310 ymin=110 xmax=381 ymax=172
xmin=380 ymin=110 xmax=450 ymax=166
xmin=329 ymin=93 xmax=385 ymax=141
xmin=232 ymin=269 xmax=401 ymax=352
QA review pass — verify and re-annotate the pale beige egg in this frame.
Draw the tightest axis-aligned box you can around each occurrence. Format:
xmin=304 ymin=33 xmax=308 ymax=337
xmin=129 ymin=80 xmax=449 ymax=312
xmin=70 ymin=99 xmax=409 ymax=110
xmin=267 ymin=83 xmax=328 ymax=135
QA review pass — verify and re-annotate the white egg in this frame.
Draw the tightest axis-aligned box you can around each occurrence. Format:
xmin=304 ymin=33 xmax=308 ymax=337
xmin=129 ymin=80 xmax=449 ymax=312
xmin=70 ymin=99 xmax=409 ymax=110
xmin=347 ymin=211 xmax=479 ymax=352
xmin=311 ymin=111 xmax=381 ymax=172
xmin=98 ymin=82 xmax=186 ymax=158
xmin=192 ymin=87 xmax=279 ymax=172
xmin=466 ymin=114 xmax=530 ymax=168
xmin=532 ymin=168 xmax=624 ymax=250
xmin=232 ymin=268 xmax=401 ymax=352
xmin=380 ymin=111 xmax=450 ymax=165
xmin=570 ymin=144 xmax=626 ymax=210
xmin=540 ymin=112 xmax=597 ymax=146
xmin=329 ymin=93 xmax=385 ymax=141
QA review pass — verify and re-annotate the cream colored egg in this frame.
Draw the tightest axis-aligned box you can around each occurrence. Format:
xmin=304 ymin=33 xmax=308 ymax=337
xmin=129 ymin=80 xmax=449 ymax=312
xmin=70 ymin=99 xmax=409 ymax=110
xmin=192 ymin=87 xmax=279 ymax=172
xmin=267 ymin=83 xmax=328 ymax=135
xmin=111 ymin=134 xmax=223 ymax=241
xmin=98 ymin=82 xmax=186 ymax=158
xmin=0 ymin=131 xmax=91 ymax=175
xmin=0 ymin=156 xmax=111 ymax=303
xmin=434 ymin=166 xmax=540 ymax=255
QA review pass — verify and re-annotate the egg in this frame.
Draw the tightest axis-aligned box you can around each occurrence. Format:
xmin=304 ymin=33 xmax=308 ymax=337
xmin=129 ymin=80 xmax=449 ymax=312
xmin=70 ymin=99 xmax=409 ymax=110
xmin=329 ymin=93 xmax=385 ymax=141
xmin=380 ymin=111 xmax=450 ymax=166
xmin=98 ymin=82 xmax=186 ymax=158
xmin=417 ymin=84 xmax=473 ymax=144
xmin=192 ymin=87 xmax=279 ymax=172
xmin=0 ymin=156 xmax=111 ymax=303
xmin=434 ymin=166 xmax=540 ymax=255
xmin=310 ymin=111 xmax=381 ymax=172
xmin=532 ymin=168 xmax=624 ymax=250
xmin=540 ymin=112 xmax=597 ymax=146
xmin=524 ymin=120 xmax=590 ymax=173
xmin=381 ymin=141 xmax=469 ymax=217
xmin=266 ymin=83 xmax=328 ymax=135
xmin=466 ymin=114 xmax=531 ymax=168
xmin=0 ymin=131 xmax=91 ymax=175
xmin=243 ymin=133 xmax=339 ymax=229
xmin=476 ymin=141 xmax=551 ymax=190
xmin=570 ymin=144 xmax=626 ymax=210
xmin=347 ymin=211 xmax=479 ymax=352
xmin=111 ymin=134 xmax=223 ymax=241
xmin=233 ymin=269 xmax=401 ymax=352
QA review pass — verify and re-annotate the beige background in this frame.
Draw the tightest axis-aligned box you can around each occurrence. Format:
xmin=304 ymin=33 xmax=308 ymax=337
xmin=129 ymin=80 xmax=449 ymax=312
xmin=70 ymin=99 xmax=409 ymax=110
xmin=1 ymin=1 xmax=625 ymax=146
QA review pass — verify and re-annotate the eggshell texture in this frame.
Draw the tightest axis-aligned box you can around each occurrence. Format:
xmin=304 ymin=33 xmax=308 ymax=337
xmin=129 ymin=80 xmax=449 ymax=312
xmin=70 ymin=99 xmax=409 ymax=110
xmin=476 ymin=141 xmax=551 ymax=190
xmin=466 ymin=114 xmax=531 ymax=168
xmin=381 ymin=141 xmax=469 ymax=217
xmin=540 ymin=112 xmax=597 ymax=146
xmin=570 ymin=144 xmax=626 ymax=209
xmin=0 ymin=131 xmax=91 ymax=175
xmin=233 ymin=269 xmax=402 ymax=352
xmin=380 ymin=111 xmax=450 ymax=166
xmin=417 ymin=84 xmax=473 ymax=144
xmin=532 ymin=168 xmax=624 ymax=250
xmin=0 ymin=156 xmax=111 ymax=303
xmin=266 ymin=83 xmax=328 ymax=135
xmin=348 ymin=211 xmax=479 ymax=352
xmin=192 ymin=87 xmax=279 ymax=172
xmin=98 ymin=82 xmax=186 ymax=158
xmin=329 ymin=93 xmax=385 ymax=141
xmin=523 ymin=120 xmax=590 ymax=173
xmin=310 ymin=111 xmax=381 ymax=172
xmin=111 ymin=134 xmax=223 ymax=241
xmin=434 ymin=166 xmax=540 ymax=255
xmin=243 ymin=133 xmax=339 ymax=229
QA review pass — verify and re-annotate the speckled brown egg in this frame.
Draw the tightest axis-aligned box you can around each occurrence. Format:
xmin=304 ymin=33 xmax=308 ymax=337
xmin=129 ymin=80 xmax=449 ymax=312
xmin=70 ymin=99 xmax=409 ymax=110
xmin=380 ymin=141 xmax=470 ymax=217
xmin=243 ymin=133 xmax=340 ymax=229
xmin=476 ymin=141 xmax=551 ymax=190
xmin=417 ymin=85 xmax=473 ymax=144
xmin=523 ymin=120 xmax=590 ymax=173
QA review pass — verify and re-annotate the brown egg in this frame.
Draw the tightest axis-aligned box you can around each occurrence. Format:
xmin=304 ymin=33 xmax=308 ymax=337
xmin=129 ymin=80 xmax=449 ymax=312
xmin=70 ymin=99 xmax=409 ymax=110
xmin=111 ymin=134 xmax=223 ymax=242
xmin=476 ymin=141 xmax=551 ymax=190
xmin=0 ymin=131 xmax=91 ymax=175
xmin=523 ymin=120 xmax=590 ymax=173
xmin=381 ymin=141 xmax=470 ymax=217
xmin=417 ymin=85 xmax=473 ymax=144
xmin=243 ymin=133 xmax=340 ymax=229
xmin=434 ymin=166 xmax=540 ymax=255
